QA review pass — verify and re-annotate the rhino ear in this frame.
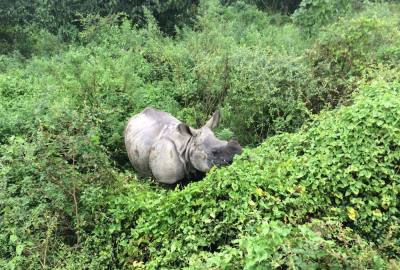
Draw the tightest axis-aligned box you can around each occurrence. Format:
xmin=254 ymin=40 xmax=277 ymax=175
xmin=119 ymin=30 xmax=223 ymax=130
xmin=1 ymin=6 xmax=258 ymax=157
xmin=177 ymin=123 xmax=193 ymax=136
xmin=204 ymin=110 xmax=220 ymax=130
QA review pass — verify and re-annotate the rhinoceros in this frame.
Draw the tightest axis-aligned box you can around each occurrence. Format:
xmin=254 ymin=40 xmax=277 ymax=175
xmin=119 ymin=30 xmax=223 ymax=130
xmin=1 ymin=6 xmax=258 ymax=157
xmin=124 ymin=107 xmax=242 ymax=184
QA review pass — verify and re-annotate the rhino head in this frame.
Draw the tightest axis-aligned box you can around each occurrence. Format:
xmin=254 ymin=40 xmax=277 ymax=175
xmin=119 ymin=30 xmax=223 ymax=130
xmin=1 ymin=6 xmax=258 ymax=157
xmin=178 ymin=111 xmax=243 ymax=173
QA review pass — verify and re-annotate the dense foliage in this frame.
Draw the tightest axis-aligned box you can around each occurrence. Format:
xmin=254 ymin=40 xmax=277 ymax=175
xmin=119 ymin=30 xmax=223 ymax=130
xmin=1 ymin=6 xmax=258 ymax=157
xmin=221 ymin=0 xmax=302 ymax=13
xmin=1 ymin=0 xmax=400 ymax=269
xmin=0 ymin=0 xmax=199 ymax=37
xmin=87 ymin=78 xmax=400 ymax=269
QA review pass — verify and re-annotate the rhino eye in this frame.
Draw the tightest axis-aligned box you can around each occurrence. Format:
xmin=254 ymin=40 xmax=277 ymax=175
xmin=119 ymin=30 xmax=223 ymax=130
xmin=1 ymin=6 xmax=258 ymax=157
xmin=212 ymin=149 xmax=220 ymax=156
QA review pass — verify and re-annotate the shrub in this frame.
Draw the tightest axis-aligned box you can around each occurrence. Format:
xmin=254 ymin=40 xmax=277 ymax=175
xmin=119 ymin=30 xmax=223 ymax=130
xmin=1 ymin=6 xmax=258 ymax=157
xmin=0 ymin=25 xmax=38 ymax=57
xmin=135 ymin=3 xmax=312 ymax=144
xmin=221 ymin=0 xmax=302 ymax=13
xmin=0 ymin=0 xmax=200 ymax=41
xmin=186 ymin=219 xmax=392 ymax=269
xmin=292 ymin=0 xmax=361 ymax=36
xmin=306 ymin=10 xmax=400 ymax=108
xmin=223 ymin=49 xmax=317 ymax=144
xmin=0 ymin=114 xmax=115 ymax=268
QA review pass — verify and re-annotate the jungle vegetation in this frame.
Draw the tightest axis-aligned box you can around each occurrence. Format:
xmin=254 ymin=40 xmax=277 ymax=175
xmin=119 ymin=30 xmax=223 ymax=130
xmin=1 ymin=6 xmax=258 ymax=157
xmin=1 ymin=0 xmax=400 ymax=269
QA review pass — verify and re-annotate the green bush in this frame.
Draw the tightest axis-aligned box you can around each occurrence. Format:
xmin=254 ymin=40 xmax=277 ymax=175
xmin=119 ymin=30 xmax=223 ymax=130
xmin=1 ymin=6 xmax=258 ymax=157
xmin=0 ymin=25 xmax=38 ymax=57
xmin=292 ymin=0 xmax=361 ymax=36
xmin=132 ymin=3 xmax=312 ymax=144
xmin=223 ymin=49 xmax=317 ymax=144
xmin=0 ymin=17 xmax=184 ymax=166
xmin=221 ymin=0 xmax=302 ymax=13
xmin=306 ymin=9 xmax=400 ymax=108
xmin=0 ymin=113 xmax=115 ymax=269
xmin=186 ymin=219 xmax=393 ymax=269
xmin=0 ymin=0 xmax=200 ymax=43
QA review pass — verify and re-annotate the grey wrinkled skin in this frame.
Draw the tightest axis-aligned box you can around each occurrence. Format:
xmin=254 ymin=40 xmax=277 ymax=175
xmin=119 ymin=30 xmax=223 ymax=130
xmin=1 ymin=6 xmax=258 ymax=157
xmin=124 ymin=107 xmax=242 ymax=184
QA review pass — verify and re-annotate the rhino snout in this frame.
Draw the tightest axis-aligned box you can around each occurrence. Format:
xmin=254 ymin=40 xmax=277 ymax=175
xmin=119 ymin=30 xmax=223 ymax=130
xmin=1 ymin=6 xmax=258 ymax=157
xmin=210 ymin=140 xmax=242 ymax=167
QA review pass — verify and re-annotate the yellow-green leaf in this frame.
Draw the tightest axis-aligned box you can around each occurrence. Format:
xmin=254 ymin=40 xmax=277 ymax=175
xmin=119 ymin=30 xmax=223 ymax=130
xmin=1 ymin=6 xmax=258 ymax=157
xmin=255 ymin=188 xmax=264 ymax=196
xmin=347 ymin=207 xmax=357 ymax=221
xmin=372 ymin=209 xmax=382 ymax=218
